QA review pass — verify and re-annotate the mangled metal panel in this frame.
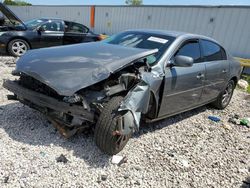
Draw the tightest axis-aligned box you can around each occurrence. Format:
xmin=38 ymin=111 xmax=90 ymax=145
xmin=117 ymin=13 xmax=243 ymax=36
xmin=119 ymin=71 xmax=163 ymax=129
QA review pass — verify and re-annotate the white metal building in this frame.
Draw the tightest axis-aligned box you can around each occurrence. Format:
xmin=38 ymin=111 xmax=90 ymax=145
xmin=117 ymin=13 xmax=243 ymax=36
xmin=8 ymin=5 xmax=250 ymax=59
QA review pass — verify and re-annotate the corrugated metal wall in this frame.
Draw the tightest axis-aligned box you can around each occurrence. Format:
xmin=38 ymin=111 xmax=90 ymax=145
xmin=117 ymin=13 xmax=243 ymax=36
xmin=9 ymin=6 xmax=91 ymax=27
xmin=7 ymin=5 xmax=250 ymax=58
xmin=95 ymin=6 xmax=250 ymax=58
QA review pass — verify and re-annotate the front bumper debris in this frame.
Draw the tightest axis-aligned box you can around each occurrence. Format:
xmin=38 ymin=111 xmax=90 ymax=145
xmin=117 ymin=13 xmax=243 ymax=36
xmin=3 ymin=80 xmax=95 ymax=124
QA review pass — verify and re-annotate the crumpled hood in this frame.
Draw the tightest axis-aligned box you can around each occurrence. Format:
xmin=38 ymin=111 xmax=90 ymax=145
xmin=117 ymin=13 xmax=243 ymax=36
xmin=16 ymin=42 xmax=157 ymax=96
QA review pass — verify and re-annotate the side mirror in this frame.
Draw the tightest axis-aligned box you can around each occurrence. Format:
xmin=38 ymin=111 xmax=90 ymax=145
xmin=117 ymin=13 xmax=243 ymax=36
xmin=173 ymin=55 xmax=194 ymax=67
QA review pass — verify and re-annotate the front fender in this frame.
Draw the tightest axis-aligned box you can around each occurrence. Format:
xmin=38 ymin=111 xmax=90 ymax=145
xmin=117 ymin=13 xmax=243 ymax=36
xmin=119 ymin=71 xmax=164 ymax=129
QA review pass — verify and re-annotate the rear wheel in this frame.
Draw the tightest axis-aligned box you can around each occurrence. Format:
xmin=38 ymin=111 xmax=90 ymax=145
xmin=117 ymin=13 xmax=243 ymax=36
xmin=8 ymin=39 xmax=30 ymax=57
xmin=94 ymin=96 xmax=133 ymax=155
xmin=211 ymin=80 xmax=235 ymax=109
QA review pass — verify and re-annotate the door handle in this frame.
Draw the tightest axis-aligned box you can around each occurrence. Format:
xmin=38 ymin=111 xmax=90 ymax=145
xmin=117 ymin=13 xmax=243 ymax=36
xmin=222 ymin=69 xmax=227 ymax=73
xmin=196 ymin=73 xmax=204 ymax=79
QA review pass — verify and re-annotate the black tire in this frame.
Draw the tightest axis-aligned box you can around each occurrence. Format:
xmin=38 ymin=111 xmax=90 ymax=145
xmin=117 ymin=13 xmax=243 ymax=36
xmin=211 ymin=80 xmax=235 ymax=109
xmin=94 ymin=96 xmax=132 ymax=155
xmin=8 ymin=39 xmax=30 ymax=57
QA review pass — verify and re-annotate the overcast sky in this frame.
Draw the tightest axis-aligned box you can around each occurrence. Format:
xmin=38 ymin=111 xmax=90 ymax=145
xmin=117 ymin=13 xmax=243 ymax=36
xmin=25 ymin=0 xmax=250 ymax=5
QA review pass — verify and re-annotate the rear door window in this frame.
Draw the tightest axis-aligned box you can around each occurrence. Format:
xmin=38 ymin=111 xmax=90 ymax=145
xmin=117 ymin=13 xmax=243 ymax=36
xmin=201 ymin=40 xmax=227 ymax=61
xmin=66 ymin=22 xmax=89 ymax=33
xmin=175 ymin=40 xmax=201 ymax=63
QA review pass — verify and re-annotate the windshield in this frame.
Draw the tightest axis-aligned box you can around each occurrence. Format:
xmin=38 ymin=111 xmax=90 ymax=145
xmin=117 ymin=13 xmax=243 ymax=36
xmin=102 ymin=31 xmax=175 ymax=65
xmin=24 ymin=18 xmax=48 ymax=29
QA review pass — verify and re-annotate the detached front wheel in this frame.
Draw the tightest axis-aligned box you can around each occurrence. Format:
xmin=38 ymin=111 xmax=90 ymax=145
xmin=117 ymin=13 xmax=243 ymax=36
xmin=94 ymin=96 xmax=133 ymax=155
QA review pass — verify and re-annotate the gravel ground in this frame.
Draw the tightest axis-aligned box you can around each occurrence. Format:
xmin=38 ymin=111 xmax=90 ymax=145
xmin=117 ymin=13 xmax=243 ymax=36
xmin=0 ymin=56 xmax=250 ymax=188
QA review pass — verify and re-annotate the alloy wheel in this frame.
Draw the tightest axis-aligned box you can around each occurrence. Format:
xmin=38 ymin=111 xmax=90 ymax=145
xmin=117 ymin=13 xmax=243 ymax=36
xmin=12 ymin=41 xmax=28 ymax=56
xmin=222 ymin=82 xmax=234 ymax=106
xmin=115 ymin=134 xmax=130 ymax=150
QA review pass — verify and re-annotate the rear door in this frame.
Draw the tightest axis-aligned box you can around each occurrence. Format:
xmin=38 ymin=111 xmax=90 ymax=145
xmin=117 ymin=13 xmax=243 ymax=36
xmin=199 ymin=39 xmax=230 ymax=103
xmin=63 ymin=22 xmax=89 ymax=45
xmin=38 ymin=20 xmax=64 ymax=47
xmin=158 ymin=39 xmax=206 ymax=117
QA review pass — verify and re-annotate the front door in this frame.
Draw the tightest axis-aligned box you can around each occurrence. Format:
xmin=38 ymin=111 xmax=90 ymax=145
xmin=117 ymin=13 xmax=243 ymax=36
xmin=158 ymin=40 xmax=205 ymax=117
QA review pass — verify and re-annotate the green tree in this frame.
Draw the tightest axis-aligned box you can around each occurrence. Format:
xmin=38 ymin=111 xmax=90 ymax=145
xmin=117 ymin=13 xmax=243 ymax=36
xmin=3 ymin=0 xmax=32 ymax=6
xmin=125 ymin=0 xmax=143 ymax=5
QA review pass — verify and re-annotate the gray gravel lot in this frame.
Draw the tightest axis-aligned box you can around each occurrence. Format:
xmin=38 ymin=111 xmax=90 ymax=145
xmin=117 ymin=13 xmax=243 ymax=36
xmin=0 ymin=56 xmax=250 ymax=188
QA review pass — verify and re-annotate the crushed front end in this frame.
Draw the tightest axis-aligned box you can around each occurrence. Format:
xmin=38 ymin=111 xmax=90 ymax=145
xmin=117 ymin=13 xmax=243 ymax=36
xmin=3 ymin=73 xmax=96 ymax=138
xmin=3 ymin=65 xmax=147 ymax=138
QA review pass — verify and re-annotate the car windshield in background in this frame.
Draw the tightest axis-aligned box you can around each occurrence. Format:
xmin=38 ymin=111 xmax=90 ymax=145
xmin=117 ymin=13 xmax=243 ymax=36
xmin=24 ymin=19 xmax=48 ymax=29
xmin=103 ymin=31 xmax=175 ymax=64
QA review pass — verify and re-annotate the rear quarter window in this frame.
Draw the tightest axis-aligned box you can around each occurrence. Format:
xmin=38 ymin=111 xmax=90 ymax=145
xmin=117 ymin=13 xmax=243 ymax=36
xmin=201 ymin=40 xmax=227 ymax=61
xmin=66 ymin=22 xmax=89 ymax=33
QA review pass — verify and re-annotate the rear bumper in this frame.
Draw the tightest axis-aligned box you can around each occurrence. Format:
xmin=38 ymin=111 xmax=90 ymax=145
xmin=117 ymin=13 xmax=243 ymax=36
xmin=3 ymin=80 xmax=95 ymax=123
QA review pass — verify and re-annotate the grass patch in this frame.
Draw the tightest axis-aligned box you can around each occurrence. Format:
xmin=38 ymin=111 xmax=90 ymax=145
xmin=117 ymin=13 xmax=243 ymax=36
xmin=247 ymin=86 xmax=250 ymax=93
xmin=241 ymin=74 xmax=250 ymax=94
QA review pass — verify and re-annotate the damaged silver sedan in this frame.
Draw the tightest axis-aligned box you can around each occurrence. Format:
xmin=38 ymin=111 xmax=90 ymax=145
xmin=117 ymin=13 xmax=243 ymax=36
xmin=3 ymin=30 xmax=241 ymax=155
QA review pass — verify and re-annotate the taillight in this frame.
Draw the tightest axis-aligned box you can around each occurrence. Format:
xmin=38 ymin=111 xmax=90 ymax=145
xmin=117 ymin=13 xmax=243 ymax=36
xmin=98 ymin=34 xmax=108 ymax=40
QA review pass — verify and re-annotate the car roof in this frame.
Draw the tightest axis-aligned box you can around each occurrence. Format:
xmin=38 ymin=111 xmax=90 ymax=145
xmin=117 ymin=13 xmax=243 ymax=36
xmin=125 ymin=29 xmax=185 ymax=37
xmin=38 ymin=18 xmax=86 ymax=26
xmin=125 ymin=29 xmax=220 ymax=45
xmin=39 ymin=18 xmax=62 ymax=21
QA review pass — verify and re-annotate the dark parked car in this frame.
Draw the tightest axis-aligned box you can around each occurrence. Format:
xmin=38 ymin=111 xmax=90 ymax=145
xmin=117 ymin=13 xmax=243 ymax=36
xmin=3 ymin=30 xmax=241 ymax=155
xmin=0 ymin=3 xmax=101 ymax=56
